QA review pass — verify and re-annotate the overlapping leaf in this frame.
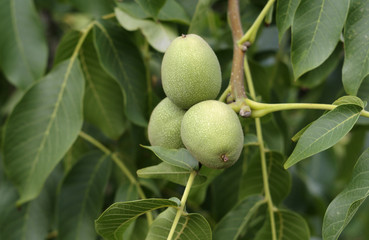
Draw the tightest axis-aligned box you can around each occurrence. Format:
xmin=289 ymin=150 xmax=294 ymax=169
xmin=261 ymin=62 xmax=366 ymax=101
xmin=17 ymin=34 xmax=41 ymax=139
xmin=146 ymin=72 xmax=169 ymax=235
xmin=0 ymin=167 xmax=61 ymax=240
xmin=54 ymin=30 xmax=81 ymax=66
xmin=240 ymin=151 xmax=291 ymax=205
xmin=244 ymin=133 xmax=259 ymax=147
xmin=297 ymin=45 xmax=342 ymax=88
xmin=3 ymin=58 xmax=85 ymax=205
xmin=115 ymin=7 xmax=177 ymax=52
xmin=342 ymin=0 xmax=369 ymax=95
xmin=291 ymin=0 xmax=349 ymax=79
xmin=95 ymin=199 xmax=178 ymax=240
xmin=93 ymin=20 xmax=147 ymax=126
xmin=115 ymin=182 xmax=139 ymax=202
xmin=285 ymin=103 xmax=363 ymax=168
xmin=276 ymin=0 xmax=300 ymax=41
xmin=157 ymin=0 xmax=190 ymax=24
xmin=134 ymin=0 xmax=166 ymax=19
xmin=188 ymin=0 xmax=212 ymax=34
xmin=323 ymin=148 xmax=369 ymax=240
xmin=254 ymin=210 xmax=310 ymax=240
xmin=0 ymin=0 xmax=48 ymax=89
xmin=81 ymin=33 xmax=126 ymax=139
xmin=142 ymin=146 xmax=199 ymax=171
xmin=57 ymin=152 xmax=111 ymax=240
xmin=145 ymin=207 xmax=212 ymax=240
xmin=213 ymin=195 xmax=264 ymax=240
xmin=117 ymin=0 xmax=189 ymax=24
xmin=69 ymin=0 xmax=114 ymax=17
xmin=137 ymin=162 xmax=206 ymax=186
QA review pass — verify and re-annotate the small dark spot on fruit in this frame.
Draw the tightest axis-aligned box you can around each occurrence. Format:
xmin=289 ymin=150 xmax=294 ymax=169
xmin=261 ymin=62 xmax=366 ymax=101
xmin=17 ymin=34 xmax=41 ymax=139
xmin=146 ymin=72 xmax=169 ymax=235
xmin=221 ymin=154 xmax=229 ymax=162
xmin=181 ymin=34 xmax=187 ymax=38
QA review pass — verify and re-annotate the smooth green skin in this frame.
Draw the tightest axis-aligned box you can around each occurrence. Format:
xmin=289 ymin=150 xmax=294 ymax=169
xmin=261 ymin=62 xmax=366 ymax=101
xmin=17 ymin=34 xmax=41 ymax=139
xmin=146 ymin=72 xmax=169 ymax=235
xmin=181 ymin=100 xmax=244 ymax=169
xmin=161 ymin=34 xmax=222 ymax=109
xmin=148 ymin=98 xmax=186 ymax=149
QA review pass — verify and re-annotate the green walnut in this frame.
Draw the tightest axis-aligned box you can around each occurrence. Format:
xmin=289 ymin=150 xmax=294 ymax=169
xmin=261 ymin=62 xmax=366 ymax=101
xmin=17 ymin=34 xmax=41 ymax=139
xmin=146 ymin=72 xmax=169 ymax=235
xmin=148 ymin=98 xmax=186 ymax=149
xmin=161 ymin=34 xmax=222 ymax=109
xmin=181 ymin=100 xmax=244 ymax=169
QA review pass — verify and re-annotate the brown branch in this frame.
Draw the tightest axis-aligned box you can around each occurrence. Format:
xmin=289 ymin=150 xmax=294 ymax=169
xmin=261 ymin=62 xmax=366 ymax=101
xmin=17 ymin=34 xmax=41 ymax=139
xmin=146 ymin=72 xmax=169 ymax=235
xmin=228 ymin=0 xmax=250 ymax=117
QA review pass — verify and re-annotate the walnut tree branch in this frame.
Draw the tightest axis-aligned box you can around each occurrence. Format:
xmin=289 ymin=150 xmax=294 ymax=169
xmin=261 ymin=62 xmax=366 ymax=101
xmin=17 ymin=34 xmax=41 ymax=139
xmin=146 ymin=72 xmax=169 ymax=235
xmin=228 ymin=0 xmax=251 ymax=117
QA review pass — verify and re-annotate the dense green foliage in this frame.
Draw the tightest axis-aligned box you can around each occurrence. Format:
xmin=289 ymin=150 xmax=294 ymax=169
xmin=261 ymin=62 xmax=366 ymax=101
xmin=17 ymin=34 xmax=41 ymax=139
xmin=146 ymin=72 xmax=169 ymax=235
xmin=1 ymin=0 xmax=369 ymax=239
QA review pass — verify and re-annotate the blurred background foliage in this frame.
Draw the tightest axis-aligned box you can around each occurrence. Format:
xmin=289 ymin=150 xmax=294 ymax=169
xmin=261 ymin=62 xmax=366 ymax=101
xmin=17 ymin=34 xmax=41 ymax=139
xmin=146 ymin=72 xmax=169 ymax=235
xmin=0 ymin=0 xmax=369 ymax=239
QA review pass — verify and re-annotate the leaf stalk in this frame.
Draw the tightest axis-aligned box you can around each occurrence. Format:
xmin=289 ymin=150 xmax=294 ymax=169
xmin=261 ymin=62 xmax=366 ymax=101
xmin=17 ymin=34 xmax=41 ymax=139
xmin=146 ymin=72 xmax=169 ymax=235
xmin=230 ymin=99 xmax=369 ymax=118
xmin=238 ymin=0 xmax=276 ymax=45
xmin=167 ymin=171 xmax=197 ymax=240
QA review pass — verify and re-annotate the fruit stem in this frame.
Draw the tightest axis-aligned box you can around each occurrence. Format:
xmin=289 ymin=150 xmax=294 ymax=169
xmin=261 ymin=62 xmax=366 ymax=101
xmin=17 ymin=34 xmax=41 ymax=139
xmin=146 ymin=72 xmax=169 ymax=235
xmin=238 ymin=0 xmax=276 ymax=45
xmin=244 ymin=57 xmax=278 ymax=240
xmin=167 ymin=171 xmax=197 ymax=240
xmin=78 ymin=131 xmax=153 ymax=225
xmin=218 ymin=85 xmax=232 ymax=102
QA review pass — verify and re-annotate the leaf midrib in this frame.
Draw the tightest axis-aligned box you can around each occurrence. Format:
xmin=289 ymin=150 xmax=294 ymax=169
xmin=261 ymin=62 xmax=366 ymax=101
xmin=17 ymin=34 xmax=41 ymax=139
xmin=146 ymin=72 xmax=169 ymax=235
xmin=297 ymin=0 xmax=326 ymax=65
xmin=25 ymin=58 xmax=76 ymax=200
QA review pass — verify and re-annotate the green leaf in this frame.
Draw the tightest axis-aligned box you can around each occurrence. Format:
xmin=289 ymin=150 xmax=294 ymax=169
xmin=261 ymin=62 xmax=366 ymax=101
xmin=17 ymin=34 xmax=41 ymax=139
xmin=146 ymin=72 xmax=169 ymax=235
xmin=117 ymin=1 xmax=150 ymax=19
xmin=157 ymin=0 xmax=190 ymax=24
xmin=134 ymin=0 xmax=166 ymax=19
xmin=342 ymin=0 xmax=369 ymax=95
xmin=95 ymin=199 xmax=178 ymax=240
xmin=332 ymin=95 xmax=365 ymax=108
xmin=291 ymin=96 xmax=363 ymax=142
xmin=0 ymin=166 xmax=61 ymax=240
xmin=68 ymin=0 xmax=114 ymax=17
xmin=291 ymin=0 xmax=349 ymax=79
xmin=128 ymin=218 xmax=149 ymax=240
xmin=297 ymin=44 xmax=342 ymax=88
xmin=3 ymin=58 xmax=85 ymax=205
xmin=142 ymin=146 xmax=199 ymax=171
xmin=115 ymin=7 xmax=177 ymax=52
xmin=188 ymin=0 xmax=212 ymax=34
xmin=285 ymin=104 xmax=363 ymax=168
xmin=357 ymin=76 xmax=369 ymax=125
xmin=145 ymin=207 xmax=212 ymax=240
xmin=137 ymin=162 xmax=206 ymax=186
xmin=244 ymin=133 xmax=259 ymax=147
xmin=291 ymin=122 xmax=313 ymax=142
xmin=57 ymin=152 xmax=111 ymax=240
xmin=115 ymin=182 xmax=139 ymax=202
xmin=255 ymin=210 xmax=310 ymax=240
xmin=54 ymin=30 xmax=81 ymax=66
xmin=211 ymin=160 xmax=243 ymax=220
xmin=213 ymin=195 xmax=265 ymax=240
xmin=240 ymin=151 xmax=291 ymax=205
xmin=0 ymin=0 xmax=48 ymax=89
xmin=81 ymin=32 xmax=127 ymax=139
xmin=322 ymin=148 xmax=369 ymax=240
xmin=93 ymin=20 xmax=148 ymax=126
xmin=276 ymin=0 xmax=300 ymax=41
